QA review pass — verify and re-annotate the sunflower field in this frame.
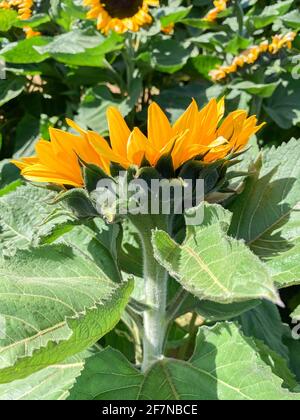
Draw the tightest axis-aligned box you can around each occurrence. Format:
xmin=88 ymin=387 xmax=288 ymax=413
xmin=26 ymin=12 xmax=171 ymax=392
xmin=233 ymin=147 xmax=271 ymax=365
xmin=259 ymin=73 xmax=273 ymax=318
xmin=0 ymin=0 xmax=300 ymax=402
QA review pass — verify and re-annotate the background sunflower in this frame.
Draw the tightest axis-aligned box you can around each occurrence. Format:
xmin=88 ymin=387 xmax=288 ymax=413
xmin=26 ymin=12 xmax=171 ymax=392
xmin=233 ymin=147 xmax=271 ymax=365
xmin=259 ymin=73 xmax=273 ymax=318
xmin=84 ymin=0 xmax=159 ymax=34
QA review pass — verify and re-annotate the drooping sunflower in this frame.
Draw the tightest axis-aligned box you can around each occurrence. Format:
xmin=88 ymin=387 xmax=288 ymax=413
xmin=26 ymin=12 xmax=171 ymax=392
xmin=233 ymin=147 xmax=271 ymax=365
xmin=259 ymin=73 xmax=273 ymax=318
xmin=210 ymin=32 xmax=297 ymax=81
xmin=83 ymin=0 xmax=159 ymax=34
xmin=12 ymin=99 xmax=264 ymax=188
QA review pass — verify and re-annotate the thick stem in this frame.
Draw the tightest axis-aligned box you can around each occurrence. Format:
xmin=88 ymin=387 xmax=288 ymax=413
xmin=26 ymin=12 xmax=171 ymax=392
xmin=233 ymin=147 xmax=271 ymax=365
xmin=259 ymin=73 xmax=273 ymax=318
xmin=129 ymin=215 xmax=169 ymax=372
xmin=142 ymin=237 xmax=168 ymax=371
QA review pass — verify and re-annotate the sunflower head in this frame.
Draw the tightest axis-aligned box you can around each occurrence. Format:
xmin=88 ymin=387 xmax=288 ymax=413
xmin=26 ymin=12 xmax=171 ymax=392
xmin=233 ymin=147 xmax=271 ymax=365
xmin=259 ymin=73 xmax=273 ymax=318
xmin=84 ymin=0 xmax=159 ymax=34
xmin=12 ymin=98 xmax=265 ymax=221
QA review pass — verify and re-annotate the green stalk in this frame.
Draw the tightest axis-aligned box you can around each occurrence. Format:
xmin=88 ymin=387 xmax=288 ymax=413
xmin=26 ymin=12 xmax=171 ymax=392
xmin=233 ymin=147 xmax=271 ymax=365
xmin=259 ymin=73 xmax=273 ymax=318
xmin=234 ymin=0 xmax=244 ymax=37
xmin=129 ymin=214 xmax=169 ymax=372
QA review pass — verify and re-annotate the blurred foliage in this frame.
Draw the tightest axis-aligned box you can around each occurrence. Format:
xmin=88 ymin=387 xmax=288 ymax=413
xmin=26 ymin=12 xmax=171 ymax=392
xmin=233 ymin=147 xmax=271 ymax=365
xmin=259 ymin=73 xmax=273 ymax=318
xmin=0 ymin=0 xmax=299 ymax=166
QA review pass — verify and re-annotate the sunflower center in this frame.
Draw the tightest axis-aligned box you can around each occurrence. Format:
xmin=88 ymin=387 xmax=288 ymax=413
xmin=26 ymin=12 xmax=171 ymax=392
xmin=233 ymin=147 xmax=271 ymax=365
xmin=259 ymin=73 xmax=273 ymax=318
xmin=103 ymin=0 xmax=143 ymax=19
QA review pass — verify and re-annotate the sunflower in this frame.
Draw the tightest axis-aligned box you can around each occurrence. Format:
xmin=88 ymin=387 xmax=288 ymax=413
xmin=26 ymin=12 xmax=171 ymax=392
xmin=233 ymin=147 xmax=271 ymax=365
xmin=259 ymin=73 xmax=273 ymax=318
xmin=13 ymin=99 xmax=264 ymax=188
xmin=83 ymin=0 xmax=159 ymax=34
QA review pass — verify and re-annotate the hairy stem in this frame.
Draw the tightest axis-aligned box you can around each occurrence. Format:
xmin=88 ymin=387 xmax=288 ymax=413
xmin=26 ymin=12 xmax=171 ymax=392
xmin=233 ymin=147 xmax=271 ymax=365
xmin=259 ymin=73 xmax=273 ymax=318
xmin=129 ymin=214 xmax=169 ymax=372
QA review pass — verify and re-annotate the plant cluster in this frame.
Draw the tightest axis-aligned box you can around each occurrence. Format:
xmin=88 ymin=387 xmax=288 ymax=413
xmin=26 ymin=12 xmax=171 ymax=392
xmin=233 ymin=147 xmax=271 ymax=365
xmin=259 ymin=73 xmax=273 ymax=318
xmin=0 ymin=0 xmax=300 ymax=401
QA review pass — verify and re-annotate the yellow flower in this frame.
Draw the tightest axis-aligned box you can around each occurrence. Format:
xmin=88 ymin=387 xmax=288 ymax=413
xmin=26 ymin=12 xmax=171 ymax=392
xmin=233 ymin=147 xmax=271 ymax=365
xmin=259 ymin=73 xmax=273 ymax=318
xmin=84 ymin=0 xmax=159 ymax=34
xmin=203 ymin=0 xmax=228 ymax=22
xmin=210 ymin=32 xmax=297 ymax=81
xmin=12 ymin=99 xmax=264 ymax=187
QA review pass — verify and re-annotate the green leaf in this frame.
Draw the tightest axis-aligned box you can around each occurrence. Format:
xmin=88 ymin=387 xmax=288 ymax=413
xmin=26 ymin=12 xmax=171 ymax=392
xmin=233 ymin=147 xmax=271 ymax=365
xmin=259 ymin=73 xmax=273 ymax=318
xmin=153 ymin=203 xmax=280 ymax=304
xmin=282 ymin=10 xmax=300 ymax=29
xmin=0 ymin=185 xmax=55 ymax=255
xmin=0 ymin=244 xmax=133 ymax=383
xmin=68 ymin=347 xmax=143 ymax=400
xmin=225 ymin=36 xmax=251 ymax=54
xmin=13 ymin=114 xmax=40 ymax=157
xmin=254 ymin=339 xmax=298 ymax=390
xmin=14 ymin=13 xmax=50 ymax=29
xmin=250 ymin=0 xmax=293 ymax=29
xmin=151 ymin=39 xmax=193 ymax=74
xmin=181 ymin=18 xmax=218 ymax=30
xmin=0 ymin=160 xmax=20 ymax=190
xmin=71 ymin=323 xmax=300 ymax=400
xmin=237 ymin=301 xmax=289 ymax=359
xmin=231 ymin=81 xmax=280 ymax=98
xmin=264 ymin=80 xmax=300 ymax=129
xmin=228 ymin=139 xmax=300 ymax=288
xmin=35 ymin=30 xmax=123 ymax=67
xmin=0 ymin=78 xmax=26 ymax=107
xmin=140 ymin=323 xmax=299 ymax=400
xmin=190 ymin=55 xmax=222 ymax=79
xmin=159 ymin=6 xmax=192 ymax=27
xmin=194 ymin=300 xmax=259 ymax=322
xmin=0 ymin=9 xmax=18 ymax=31
xmin=0 ymin=356 xmax=84 ymax=400
xmin=77 ymin=79 xmax=142 ymax=133
xmin=0 ymin=37 xmax=51 ymax=64
xmin=50 ymin=0 xmax=86 ymax=31
xmin=283 ymin=327 xmax=300 ymax=381
xmin=292 ymin=305 xmax=300 ymax=321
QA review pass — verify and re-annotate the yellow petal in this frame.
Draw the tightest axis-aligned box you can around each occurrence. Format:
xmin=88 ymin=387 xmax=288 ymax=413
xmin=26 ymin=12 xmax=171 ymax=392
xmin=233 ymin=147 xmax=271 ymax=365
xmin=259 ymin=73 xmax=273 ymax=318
xmin=106 ymin=107 xmax=131 ymax=156
xmin=88 ymin=130 xmax=129 ymax=169
xmin=22 ymin=164 xmax=83 ymax=187
xmin=127 ymin=128 xmax=148 ymax=166
xmin=66 ymin=118 xmax=87 ymax=136
xmin=148 ymin=102 xmax=173 ymax=151
xmin=173 ymin=99 xmax=198 ymax=136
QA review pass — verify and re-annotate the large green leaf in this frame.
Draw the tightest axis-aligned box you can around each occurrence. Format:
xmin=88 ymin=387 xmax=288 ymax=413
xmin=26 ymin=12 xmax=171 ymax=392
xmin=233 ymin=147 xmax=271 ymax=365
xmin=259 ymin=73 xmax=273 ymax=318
xmin=237 ymin=301 xmax=289 ymax=359
xmin=282 ymin=10 xmax=300 ymax=29
xmin=0 ymin=9 xmax=18 ymax=32
xmin=68 ymin=347 xmax=143 ymax=400
xmin=0 ymin=37 xmax=51 ymax=64
xmin=69 ymin=323 xmax=300 ymax=400
xmin=35 ymin=30 xmax=123 ymax=67
xmin=231 ymin=81 xmax=280 ymax=98
xmin=140 ymin=324 xmax=300 ymax=400
xmin=0 ymin=9 xmax=18 ymax=31
xmin=0 ymin=356 xmax=84 ymax=400
xmin=249 ymin=0 xmax=293 ymax=29
xmin=0 ymin=185 xmax=56 ymax=255
xmin=153 ymin=203 xmax=279 ymax=304
xmin=0 ymin=244 xmax=133 ymax=383
xmin=264 ymin=80 xmax=300 ymax=129
xmin=229 ymin=139 xmax=300 ymax=288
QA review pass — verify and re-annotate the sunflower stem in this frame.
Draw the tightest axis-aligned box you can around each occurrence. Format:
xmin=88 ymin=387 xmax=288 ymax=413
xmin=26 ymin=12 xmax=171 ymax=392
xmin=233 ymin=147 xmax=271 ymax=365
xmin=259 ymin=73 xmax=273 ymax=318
xmin=234 ymin=0 xmax=244 ymax=36
xmin=129 ymin=214 xmax=169 ymax=372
